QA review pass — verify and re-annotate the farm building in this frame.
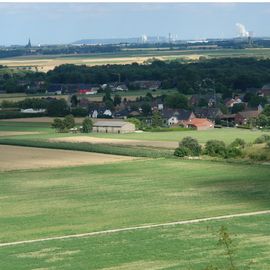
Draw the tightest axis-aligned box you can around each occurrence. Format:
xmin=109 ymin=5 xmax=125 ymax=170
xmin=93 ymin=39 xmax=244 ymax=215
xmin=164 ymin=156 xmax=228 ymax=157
xmin=183 ymin=118 xmax=214 ymax=131
xmin=93 ymin=121 xmax=135 ymax=133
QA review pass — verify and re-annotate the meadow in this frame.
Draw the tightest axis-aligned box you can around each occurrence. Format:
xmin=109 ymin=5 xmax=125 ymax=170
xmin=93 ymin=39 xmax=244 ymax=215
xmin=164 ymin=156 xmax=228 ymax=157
xmin=1 ymin=158 xmax=270 ymax=269
xmin=0 ymin=120 xmax=266 ymax=144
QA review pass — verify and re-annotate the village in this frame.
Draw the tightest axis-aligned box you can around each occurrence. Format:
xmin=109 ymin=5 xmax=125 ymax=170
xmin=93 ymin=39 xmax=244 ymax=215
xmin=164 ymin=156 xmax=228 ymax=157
xmin=11 ymin=79 xmax=268 ymax=133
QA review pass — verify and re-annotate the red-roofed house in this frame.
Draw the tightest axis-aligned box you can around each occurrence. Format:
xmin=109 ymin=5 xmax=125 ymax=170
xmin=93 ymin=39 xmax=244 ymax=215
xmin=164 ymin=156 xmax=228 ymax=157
xmin=183 ymin=118 xmax=214 ymax=131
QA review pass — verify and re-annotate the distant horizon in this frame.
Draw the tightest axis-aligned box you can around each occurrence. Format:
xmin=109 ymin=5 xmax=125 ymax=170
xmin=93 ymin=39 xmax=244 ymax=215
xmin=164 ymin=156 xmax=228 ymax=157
xmin=0 ymin=3 xmax=270 ymax=45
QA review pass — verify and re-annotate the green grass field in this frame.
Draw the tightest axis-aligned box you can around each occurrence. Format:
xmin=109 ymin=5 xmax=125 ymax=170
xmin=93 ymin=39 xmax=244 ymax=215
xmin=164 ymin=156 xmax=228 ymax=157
xmin=1 ymin=215 xmax=270 ymax=270
xmin=0 ymin=120 xmax=266 ymax=144
xmin=1 ymin=159 xmax=270 ymax=269
xmin=1 ymin=119 xmax=270 ymax=269
xmin=87 ymin=128 xmax=266 ymax=144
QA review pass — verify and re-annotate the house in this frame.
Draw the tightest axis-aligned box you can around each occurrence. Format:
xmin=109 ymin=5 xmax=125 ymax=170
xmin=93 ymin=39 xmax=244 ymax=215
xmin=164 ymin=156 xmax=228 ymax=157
xmin=261 ymin=84 xmax=270 ymax=97
xmin=219 ymin=114 xmax=236 ymax=125
xmin=130 ymin=80 xmax=161 ymax=90
xmin=115 ymin=84 xmax=128 ymax=92
xmin=162 ymin=109 xmax=195 ymax=126
xmin=183 ymin=118 xmax=214 ymax=131
xmin=89 ymin=107 xmax=113 ymax=118
xmin=225 ymin=97 xmax=243 ymax=108
xmin=235 ymin=110 xmax=261 ymax=125
xmin=47 ymin=84 xmax=63 ymax=95
xmin=20 ymin=108 xmax=46 ymax=114
xmin=194 ymin=108 xmax=222 ymax=121
xmin=93 ymin=121 xmax=135 ymax=133
xmin=77 ymin=84 xmax=98 ymax=95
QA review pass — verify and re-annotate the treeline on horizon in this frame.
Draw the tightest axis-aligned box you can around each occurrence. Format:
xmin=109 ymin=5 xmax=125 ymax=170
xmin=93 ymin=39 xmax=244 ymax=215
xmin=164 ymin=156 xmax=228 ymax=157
xmin=2 ymin=58 xmax=270 ymax=96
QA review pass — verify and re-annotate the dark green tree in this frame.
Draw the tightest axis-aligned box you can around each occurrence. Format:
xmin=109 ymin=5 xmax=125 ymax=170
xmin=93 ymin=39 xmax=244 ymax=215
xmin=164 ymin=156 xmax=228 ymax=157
xmin=82 ymin=118 xmax=93 ymax=133
xmin=164 ymin=93 xmax=188 ymax=109
xmin=151 ymin=111 xmax=163 ymax=127
xmin=63 ymin=114 xmax=75 ymax=129
xmin=141 ymin=103 xmax=152 ymax=116
xmin=47 ymin=99 xmax=69 ymax=117
xmin=113 ymin=94 xmax=122 ymax=106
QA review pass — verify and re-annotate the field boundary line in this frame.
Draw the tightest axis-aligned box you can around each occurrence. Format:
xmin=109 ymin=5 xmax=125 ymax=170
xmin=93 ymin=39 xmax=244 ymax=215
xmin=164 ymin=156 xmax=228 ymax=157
xmin=1 ymin=209 xmax=270 ymax=248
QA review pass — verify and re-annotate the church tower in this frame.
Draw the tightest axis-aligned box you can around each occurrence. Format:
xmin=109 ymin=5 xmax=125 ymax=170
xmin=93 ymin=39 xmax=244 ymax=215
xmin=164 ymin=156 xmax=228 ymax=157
xmin=26 ymin=38 xmax=31 ymax=48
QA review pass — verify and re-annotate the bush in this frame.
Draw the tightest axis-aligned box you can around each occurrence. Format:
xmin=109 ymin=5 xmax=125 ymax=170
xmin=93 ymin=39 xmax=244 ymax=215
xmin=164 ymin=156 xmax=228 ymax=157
xmin=226 ymin=146 xmax=244 ymax=159
xmin=230 ymin=138 xmax=246 ymax=148
xmin=179 ymin=137 xmax=201 ymax=156
xmin=174 ymin=146 xmax=191 ymax=157
xmin=63 ymin=114 xmax=75 ymax=129
xmin=51 ymin=115 xmax=75 ymax=133
xmin=267 ymin=141 xmax=270 ymax=149
xmin=248 ymin=152 xmax=268 ymax=161
xmin=82 ymin=118 xmax=93 ymax=133
xmin=71 ymin=107 xmax=88 ymax=117
xmin=254 ymin=134 xmax=270 ymax=144
xmin=127 ymin=117 xmax=142 ymax=130
xmin=204 ymin=140 xmax=226 ymax=157
xmin=51 ymin=118 xmax=67 ymax=133
xmin=47 ymin=99 xmax=69 ymax=117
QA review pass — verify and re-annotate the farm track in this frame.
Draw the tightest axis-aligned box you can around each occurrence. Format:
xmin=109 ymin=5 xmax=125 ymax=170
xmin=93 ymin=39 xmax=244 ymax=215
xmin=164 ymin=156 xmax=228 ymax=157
xmin=1 ymin=209 xmax=270 ymax=248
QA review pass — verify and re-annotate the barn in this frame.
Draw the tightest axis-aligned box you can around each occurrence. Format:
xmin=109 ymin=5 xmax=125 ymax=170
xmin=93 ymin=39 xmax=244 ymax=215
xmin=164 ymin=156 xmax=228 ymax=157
xmin=93 ymin=121 xmax=135 ymax=133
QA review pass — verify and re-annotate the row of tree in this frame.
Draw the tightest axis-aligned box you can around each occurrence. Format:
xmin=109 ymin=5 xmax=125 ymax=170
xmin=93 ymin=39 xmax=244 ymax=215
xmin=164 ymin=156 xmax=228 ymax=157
xmin=2 ymin=58 xmax=270 ymax=95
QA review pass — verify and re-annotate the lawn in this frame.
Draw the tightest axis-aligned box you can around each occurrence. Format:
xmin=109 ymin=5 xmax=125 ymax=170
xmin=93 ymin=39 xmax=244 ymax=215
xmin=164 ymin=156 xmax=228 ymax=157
xmin=87 ymin=128 xmax=265 ymax=144
xmin=1 ymin=159 xmax=270 ymax=244
xmin=0 ymin=120 xmax=266 ymax=144
xmin=1 ymin=214 xmax=270 ymax=270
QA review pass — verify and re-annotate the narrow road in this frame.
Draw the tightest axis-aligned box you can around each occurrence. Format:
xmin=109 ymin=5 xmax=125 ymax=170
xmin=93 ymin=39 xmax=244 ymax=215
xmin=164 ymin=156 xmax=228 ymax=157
xmin=1 ymin=209 xmax=270 ymax=248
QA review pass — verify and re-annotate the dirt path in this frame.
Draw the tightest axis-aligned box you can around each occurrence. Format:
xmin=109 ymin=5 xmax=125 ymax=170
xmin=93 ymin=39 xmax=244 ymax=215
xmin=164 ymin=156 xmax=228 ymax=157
xmin=1 ymin=209 xmax=269 ymax=248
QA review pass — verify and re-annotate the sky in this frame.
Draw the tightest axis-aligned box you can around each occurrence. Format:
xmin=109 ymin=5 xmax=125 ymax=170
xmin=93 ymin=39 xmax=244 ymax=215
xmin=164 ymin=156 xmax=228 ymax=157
xmin=0 ymin=3 xmax=270 ymax=45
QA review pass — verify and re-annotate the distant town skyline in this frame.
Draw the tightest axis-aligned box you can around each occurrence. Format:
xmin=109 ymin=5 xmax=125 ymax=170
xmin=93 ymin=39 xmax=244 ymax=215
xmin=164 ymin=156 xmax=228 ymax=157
xmin=0 ymin=3 xmax=270 ymax=45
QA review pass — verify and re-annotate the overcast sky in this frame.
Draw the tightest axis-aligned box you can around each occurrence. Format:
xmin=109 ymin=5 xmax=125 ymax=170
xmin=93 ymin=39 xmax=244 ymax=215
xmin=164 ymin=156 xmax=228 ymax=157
xmin=0 ymin=3 xmax=270 ymax=45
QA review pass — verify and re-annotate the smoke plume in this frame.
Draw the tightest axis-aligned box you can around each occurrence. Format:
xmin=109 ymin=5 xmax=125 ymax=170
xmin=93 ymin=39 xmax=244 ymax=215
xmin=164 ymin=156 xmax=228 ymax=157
xmin=236 ymin=23 xmax=249 ymax=37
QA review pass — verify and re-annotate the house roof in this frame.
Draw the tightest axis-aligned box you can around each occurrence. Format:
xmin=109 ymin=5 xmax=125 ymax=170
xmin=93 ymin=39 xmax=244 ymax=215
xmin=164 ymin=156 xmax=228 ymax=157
xmin=93 ymin=121 xmax=130 ymax=127
xmin=162 ymin=109 xmax=193 ymax=121
xmin=194 ymin=108 xmax=222 ymax=119
xmin=237 ymin=110 xmax=260 ymax=118
xmin=184 ymin=118 xmax=214 ymax=127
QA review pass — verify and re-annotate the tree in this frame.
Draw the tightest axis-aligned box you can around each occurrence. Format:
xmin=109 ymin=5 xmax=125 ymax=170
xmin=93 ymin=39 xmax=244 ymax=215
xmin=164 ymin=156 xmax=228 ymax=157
xmin=256 ymin=114 xmax=270 ymax=127
xmin=249 ymin=95 xmax=268 ymax=108
xmin=113 ymin=94 xmax=122 ymax=106
xmin=127 ymin=118 xmax=142 ymax=130
xmin=141 ymin=103 xmax=152 ymax=116
xmin=103 ymin=87 xmax=113 ymax=102
xmin=63 ymin=114 xmax=75 ymax=129
xmin=47 ymin=99 xmax=69 ymax=117
xmin=151 ymin=111 xmax=163 ymax=127
xmin=70 ymin=95 xmax=78 ymax=107
xmin=179 ymin=137 xmax=201 ymax=156
xmin=177 ymin=80 xmax=194 ymax=94
xmin=262 ymin=104 xmax=270 ymax=117
xmin=164 ymin=93 xmax=188 ymax=109
xmin=204 ymin=140 xmax=227 ymax=157
xmin=51 ymin=118 xmax=66 ymax=133
xmin=231 ymin=103 xmax=245 ymax=114
xmin=82 ymin=118 xmax=93 ymax=133
xmin=105 ymin=100 xmax=114 ymax=111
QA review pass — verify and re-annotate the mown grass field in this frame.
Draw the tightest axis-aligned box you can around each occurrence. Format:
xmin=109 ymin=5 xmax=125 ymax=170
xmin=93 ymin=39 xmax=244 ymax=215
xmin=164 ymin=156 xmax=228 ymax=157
xmin=1 ymin=159 xmax=270 ymax=242
xmin=1 ymin=159 xmax=270 ymax=269
xmin=0 ymin=120 xmax=266 ymax=144
xmin=1 ymin=215 xmax=270 ymax=270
